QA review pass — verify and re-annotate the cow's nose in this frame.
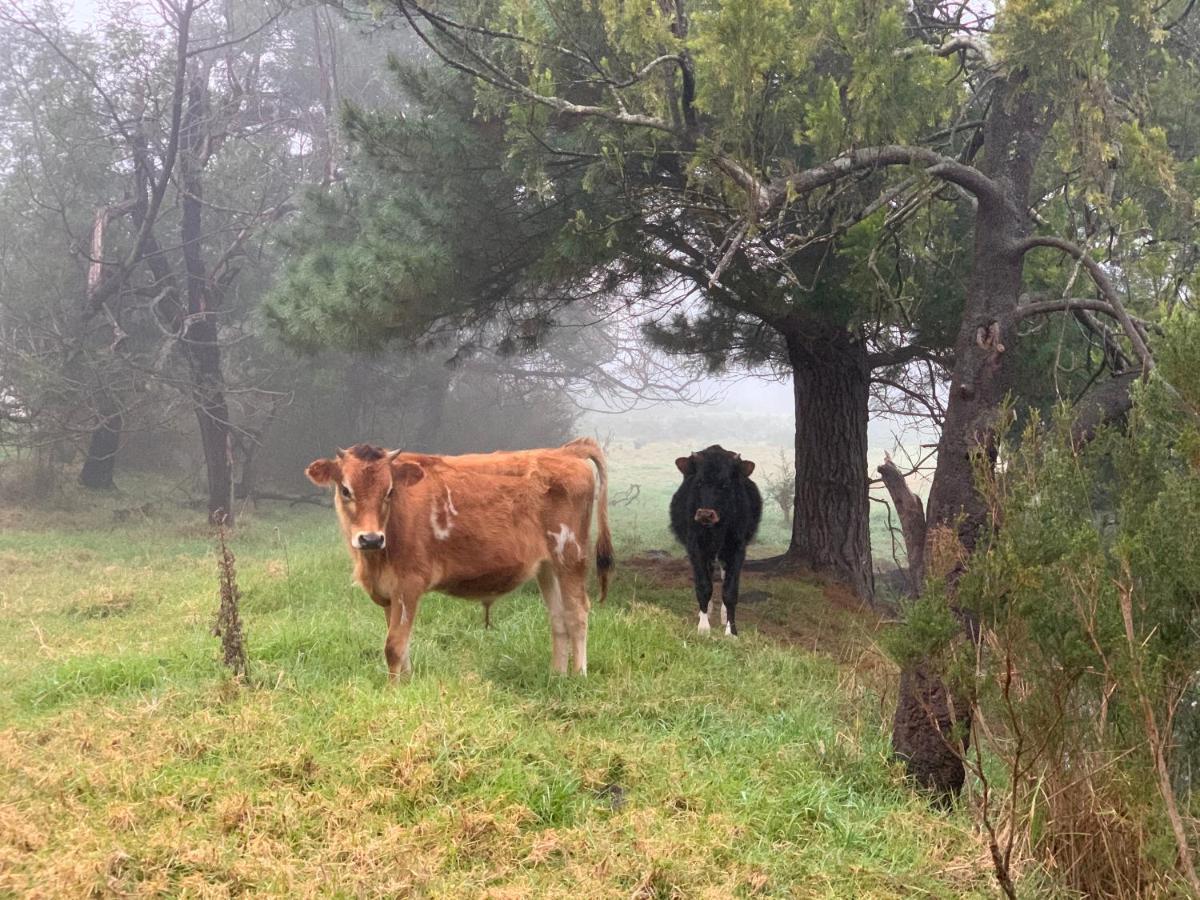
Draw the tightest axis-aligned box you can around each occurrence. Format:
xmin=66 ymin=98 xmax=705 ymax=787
xmin=694 ymin=508 xmax=720 ymax=525
xmin=355 ymin=532 xmax=385 ymax=550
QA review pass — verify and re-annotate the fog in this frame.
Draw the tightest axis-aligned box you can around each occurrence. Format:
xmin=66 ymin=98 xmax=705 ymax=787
xmin=0 ymin=0 xmax=940 ymax=557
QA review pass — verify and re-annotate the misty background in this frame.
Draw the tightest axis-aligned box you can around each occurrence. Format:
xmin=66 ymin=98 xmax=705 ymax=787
xmin=0 ymin=0 xmax=933 ymax=573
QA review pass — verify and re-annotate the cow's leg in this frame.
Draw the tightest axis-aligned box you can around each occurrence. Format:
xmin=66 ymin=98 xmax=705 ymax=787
xmin=557 ymin=564 xmax=591 ymax=675
xmin=718 ymin=544 xmax=746 ymax=637
xmin=537 ymin=563 xmax=570 ymax=674
xmin=714 ymin=562 xmax=727 ymax=626
xmin=689 ymin=547 xmax=715 ymax=633
xmin=384 ymin=593 xmax=420 ymax=680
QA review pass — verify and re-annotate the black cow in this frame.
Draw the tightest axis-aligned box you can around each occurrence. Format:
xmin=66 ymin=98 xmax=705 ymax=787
xmin=669 ymin=445 xmax=763 ymax=636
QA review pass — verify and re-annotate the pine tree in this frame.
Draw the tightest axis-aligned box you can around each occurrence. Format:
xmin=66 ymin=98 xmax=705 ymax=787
xmin=269 ymin=2 xmax=981 ymax=600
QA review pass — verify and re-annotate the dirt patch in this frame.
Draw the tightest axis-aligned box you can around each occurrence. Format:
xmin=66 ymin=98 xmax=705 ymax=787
xmin=622 ymin=554 xmax=692 ymax=588
xmin=621 ymin=553 xmax=896 ymax=679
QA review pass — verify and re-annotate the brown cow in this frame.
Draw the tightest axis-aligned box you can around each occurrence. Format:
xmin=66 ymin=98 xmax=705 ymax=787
xmin=306 ymin=438 xmax=613 ymax=678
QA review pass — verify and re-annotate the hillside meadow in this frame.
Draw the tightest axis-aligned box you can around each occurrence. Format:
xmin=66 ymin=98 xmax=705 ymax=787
xmin=0 ymin=443 xmax=1007 ymax=898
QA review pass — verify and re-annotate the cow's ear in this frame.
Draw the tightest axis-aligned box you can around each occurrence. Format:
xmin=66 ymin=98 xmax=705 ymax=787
xmin=738 ymin=459 xmax=755 ymax=477
xmin=306 ymin=458 xmax=341 ymax=486
xmin=393 ymin=460 xmax=425 ymax=487
xmin=675 ymin=456 xmax=695 ymax=476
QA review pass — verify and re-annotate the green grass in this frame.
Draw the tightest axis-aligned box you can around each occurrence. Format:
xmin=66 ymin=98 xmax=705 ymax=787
xmin=0 ymin=458 xmax=992 ymax=898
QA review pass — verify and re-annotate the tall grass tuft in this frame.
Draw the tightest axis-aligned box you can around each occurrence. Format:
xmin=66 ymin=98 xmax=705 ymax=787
xmin=213 ymin=517 xmax=248 ymax=678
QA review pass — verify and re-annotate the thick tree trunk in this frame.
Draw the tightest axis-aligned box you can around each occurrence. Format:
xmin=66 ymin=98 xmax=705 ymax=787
xmin=773 ymin=322 xmax=874 ymax=601
xmin=78 ymin=395 xmax=121 ymax=490
xmin=891 ymin=78 xmax=1050 ymax=798
xmin=891 ymin=199 xmax=1026 ymax=798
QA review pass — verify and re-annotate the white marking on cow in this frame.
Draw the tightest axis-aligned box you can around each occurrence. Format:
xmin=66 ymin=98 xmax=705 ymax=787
xmin=698 ymin=610 xmax=711 ymax=633
xmin=546 ymin=523 xmax=579 ymax=562
xmin=430 ymin=487 xmax=459 ymax=541
xmin=725 ymin=621 xmax=733 ymax=637
xmin=430 ymin=505 xmax=451 ymax=540
xmin=720 ymin=602 xmax=728 ymax=626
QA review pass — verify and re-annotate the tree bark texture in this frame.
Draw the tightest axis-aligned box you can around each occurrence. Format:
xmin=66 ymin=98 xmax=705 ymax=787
xmin=782 ymin=320 xmax=875 ymax=602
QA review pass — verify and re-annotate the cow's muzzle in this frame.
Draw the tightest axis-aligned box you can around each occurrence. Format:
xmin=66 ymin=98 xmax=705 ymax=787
xmin=694 ymin=508 xmax=720 ymax=526
xmin=354 ymin=531 xmax=386 ymax=551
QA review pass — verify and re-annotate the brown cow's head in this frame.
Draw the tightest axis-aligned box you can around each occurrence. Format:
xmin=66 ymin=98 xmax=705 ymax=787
xmin=306 ymin=445 xmax=424 ymax=551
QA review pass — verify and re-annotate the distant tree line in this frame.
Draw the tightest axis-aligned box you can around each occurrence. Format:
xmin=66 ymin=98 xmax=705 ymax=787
xmin=0 ymin=0 xmax=665 ymax=515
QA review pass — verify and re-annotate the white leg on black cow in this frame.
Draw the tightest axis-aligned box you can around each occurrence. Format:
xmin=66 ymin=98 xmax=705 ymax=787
xmin=720 ymin=546 xmax=746 ymax=638
xmin=690 ymin=552 xmax=716 ymax=635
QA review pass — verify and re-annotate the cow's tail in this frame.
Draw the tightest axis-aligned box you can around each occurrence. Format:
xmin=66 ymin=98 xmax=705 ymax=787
xmin=565 ymin=437 xmax=614 ymax=602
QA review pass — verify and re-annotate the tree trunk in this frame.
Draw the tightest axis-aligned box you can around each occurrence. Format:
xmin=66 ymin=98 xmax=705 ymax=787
xmin=774 ymin=322 xmax=874 ymax=601
xmin=891 ymin=77 xmax=1051 ymax=798
xmin=891 ymin=193 xmax=1027 ymax=798
xmin=877 ymin=455 xmax=925 ymax=593
xmin=180 ymin=68 xmax=235 ymax=526
xmin=78 ymin=395 xmax=121 ymax=490
xmin=187 ymin=321 xmax=236 ymax=525
xmin=234 ymin=416 xmax=276 ymax=504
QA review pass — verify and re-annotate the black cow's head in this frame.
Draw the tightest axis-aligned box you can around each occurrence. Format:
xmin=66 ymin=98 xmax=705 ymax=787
xmin=675 ymin=445 xmax=755 ymax=527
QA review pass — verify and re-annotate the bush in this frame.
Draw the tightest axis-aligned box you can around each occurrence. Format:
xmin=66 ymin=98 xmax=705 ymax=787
xmin=896 ymin=312 xmax=1200 ymax=896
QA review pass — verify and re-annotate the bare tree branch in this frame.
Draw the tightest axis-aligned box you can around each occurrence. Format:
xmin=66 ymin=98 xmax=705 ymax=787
xmin=1016 ymin=235 xmax=1154 ymax=374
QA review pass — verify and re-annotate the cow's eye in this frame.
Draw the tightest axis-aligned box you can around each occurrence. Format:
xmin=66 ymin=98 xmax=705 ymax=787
xmin=340 ymin=484 xmax=352 ymax=501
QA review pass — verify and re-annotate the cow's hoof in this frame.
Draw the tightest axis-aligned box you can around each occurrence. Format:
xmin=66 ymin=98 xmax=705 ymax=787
xmin=697 ymin=611 xmax=711 ymax=633
xmin=725 ymin=622 xmax=735 ymax=637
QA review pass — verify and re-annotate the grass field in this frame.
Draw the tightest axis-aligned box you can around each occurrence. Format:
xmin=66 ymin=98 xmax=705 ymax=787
xmin=0 ymin=447 xmax=997 ymax=898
